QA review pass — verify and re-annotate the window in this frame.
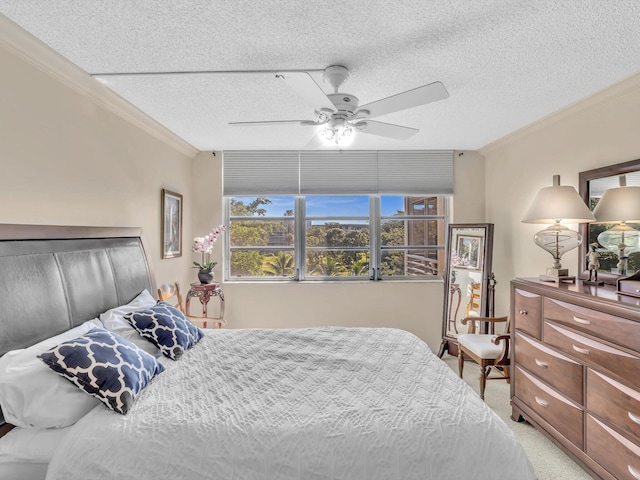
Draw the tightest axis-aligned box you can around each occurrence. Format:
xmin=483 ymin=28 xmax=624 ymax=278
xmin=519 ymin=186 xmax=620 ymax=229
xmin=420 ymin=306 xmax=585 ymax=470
xmin=305 ymin=196 xmax=370 ymax=279
xmin=226 ymin=195 xmax=448 ymax=281
xmin=223 ymin=149 xmax=453 ymax=281
xmin=379 ymin=196 xmax=447 ymax=278
xmin=228 ymin=196 xmax=295 ymax=278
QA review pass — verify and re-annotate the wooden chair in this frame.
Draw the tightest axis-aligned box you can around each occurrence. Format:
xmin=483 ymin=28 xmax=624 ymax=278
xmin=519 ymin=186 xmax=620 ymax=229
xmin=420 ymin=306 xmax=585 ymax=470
xmin=157 ymin=282 xmax=226 ymax=329
xmin=465 ymin=281 xmax=482 ymax=317
xmin=457 ymin=315 xmax=510 ymax=400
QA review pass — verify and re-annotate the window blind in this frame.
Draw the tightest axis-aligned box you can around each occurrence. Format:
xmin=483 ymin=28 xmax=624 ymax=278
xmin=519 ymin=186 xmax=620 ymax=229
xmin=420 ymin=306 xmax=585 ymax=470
xmin=223 ymin=151 xmax=299 ymax=196
xmin=377 ymin=150 xmax=454 ymax=194
xmin=223 ymin=150 xmax=454 ymax=196
xmin=299 ymin=151 xmax=378 ymax=194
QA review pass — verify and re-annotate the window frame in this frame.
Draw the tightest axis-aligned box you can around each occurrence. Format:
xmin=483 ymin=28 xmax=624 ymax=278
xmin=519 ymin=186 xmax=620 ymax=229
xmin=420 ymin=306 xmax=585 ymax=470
xmin=302 ymin=195 xmax=371 ymax=281
xmin=378 ymin=196 xmax=447 ymax=279
xmin=225 ymin=195 xmax=449 ymax=282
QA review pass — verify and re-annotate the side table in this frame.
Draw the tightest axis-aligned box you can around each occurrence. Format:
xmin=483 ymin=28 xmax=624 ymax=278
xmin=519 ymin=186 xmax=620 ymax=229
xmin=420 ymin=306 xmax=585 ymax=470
xmin=185 ymin=282 xmax=226 ymax=329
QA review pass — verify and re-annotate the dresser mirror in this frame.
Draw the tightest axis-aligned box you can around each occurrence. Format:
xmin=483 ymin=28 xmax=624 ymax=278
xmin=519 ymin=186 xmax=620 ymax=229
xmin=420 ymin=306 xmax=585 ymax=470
xmin=437 ymin=223 xmax=494 ymax=357
xmin=579 ymin=158 xmax=640 ymax=284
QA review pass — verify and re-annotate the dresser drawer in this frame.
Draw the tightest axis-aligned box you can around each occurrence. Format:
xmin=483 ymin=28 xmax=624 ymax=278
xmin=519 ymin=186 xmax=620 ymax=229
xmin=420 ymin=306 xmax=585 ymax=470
xmin=587 ymin=414 xmax=640 ymax=480
xmin=515 ymin=332 xmax=583 ymax=403
xmin=514 ymin=365 xmax=583 ymax=448
xmin=587 ymin=368 xmax=640 ymax=445
xmin=514 ymin=289 xmax=542 ymax=339
xmin=544 ymin=321 xmax=640 ymax=387
xmin=544 ymin=297 xmax=640 ymax=352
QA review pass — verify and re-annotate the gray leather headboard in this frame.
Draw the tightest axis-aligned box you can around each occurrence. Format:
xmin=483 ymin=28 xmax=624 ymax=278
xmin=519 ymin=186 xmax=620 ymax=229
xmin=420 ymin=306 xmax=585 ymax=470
xmin=0 ymin=224 xmax=160 ymax=425
xmin=0 ymin=225 xmax=156 ymax=426
xmin=0 ymin=225 xmax=156 ymax=357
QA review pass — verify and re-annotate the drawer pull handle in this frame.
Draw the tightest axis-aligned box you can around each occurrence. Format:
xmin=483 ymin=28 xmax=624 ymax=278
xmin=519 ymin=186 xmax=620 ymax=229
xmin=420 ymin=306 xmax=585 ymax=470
xmin=519 ymin=310 xmax=528 ymax=315
xmin=629 ymin=465 xmax=640 ymax=480
xmin=572 ymin=344 xmax=590 ymax=355
xmin=572 ymin=316 xmax=591 ymax=325
xmin=534 ymin=358 xmax=548 ymax=368
xmin=534 ymin=396 xmax=549 ymax=408
xmin=628 ymin=411 xmax=640 ymax=425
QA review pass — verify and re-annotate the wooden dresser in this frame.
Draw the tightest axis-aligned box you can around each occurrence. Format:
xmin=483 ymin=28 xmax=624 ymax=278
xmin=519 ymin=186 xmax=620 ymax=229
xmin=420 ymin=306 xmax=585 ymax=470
xmin=511 ymin=278 xmax=640 ymax=480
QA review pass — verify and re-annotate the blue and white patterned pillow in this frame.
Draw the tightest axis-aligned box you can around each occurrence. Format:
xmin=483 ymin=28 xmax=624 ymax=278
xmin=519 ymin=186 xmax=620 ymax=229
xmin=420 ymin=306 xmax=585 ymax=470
xmin=124 ymin=302 xmax=203 ymax=360
xmin=38 ymin=328 xmax=165 ymax=415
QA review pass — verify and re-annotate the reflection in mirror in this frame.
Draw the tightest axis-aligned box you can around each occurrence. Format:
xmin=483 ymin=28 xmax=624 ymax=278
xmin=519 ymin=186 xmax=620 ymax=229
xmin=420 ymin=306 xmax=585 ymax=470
xmin=579 ymin=159 xmax=640 ymax=283
xmin=438 ymin=223 xmax=494 ymax=358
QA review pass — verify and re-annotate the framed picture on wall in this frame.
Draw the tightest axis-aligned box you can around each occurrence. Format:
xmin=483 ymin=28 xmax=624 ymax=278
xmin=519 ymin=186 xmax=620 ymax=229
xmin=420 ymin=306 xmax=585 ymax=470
xmin=161 ymin=189 xmax=182 ymax=259
xmin=455 ymin=235 xmax=483 ymax=270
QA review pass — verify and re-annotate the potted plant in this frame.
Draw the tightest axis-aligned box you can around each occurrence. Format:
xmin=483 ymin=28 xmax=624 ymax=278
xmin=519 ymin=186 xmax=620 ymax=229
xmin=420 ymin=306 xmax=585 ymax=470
xmin=192 ymin=225 xmax=226 ymax=284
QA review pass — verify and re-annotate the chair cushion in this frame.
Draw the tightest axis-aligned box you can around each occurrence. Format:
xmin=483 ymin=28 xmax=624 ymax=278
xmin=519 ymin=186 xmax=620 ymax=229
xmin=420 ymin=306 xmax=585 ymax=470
xmin=457 ymin=334 xmax=503 ymax=359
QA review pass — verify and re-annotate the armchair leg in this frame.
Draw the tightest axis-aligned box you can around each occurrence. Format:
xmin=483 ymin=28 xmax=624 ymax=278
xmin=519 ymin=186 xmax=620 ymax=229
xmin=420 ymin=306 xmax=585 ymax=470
xmin=480 ymin=365 xmax=488 ymax=400
xmin=458 ymin=349 xmax=464 ymax=378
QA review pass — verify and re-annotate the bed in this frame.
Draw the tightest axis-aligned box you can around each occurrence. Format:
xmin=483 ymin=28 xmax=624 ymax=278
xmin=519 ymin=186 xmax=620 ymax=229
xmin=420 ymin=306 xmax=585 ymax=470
xmin=0 ymin=224 xmax=536 ymax=480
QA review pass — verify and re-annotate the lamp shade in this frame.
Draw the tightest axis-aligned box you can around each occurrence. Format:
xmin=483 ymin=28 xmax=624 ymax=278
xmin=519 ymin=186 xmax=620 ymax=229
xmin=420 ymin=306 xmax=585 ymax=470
xmin=592 ymin=186 xmax=640 ymax=223
xmin=597 ymin=224 xmax=640 ymax=255
xmin=522 ymin=175 xmax=595 ymax=224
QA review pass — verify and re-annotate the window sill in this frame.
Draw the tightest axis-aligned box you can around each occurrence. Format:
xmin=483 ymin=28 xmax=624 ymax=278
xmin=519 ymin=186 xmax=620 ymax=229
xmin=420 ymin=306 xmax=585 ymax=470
xmin=224 ymin=277 xmax=444 ymax=285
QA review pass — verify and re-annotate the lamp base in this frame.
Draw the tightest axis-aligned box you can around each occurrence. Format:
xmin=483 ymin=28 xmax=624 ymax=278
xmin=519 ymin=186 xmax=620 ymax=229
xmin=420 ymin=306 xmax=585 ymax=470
xmin=539 ymin=267 xmax=576 ymax=284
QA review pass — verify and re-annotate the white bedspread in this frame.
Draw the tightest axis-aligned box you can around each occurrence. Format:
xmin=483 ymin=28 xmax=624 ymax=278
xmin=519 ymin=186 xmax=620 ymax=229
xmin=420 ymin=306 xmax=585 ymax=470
xmin=46 ymin=327 xmax=535 ymax=480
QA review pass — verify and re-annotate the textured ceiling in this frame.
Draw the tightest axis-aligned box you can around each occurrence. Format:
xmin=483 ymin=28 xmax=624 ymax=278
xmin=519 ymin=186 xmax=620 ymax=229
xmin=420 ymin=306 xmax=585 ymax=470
xmin=2 ymin=1 xmax=640 ymax=151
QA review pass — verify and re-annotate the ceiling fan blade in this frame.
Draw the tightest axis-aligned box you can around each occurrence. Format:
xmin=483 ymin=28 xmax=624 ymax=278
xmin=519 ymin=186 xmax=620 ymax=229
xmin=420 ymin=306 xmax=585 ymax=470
xmin=354 ymin=120 xmax=418 ymax=139
xmin=277 ymin=72 xmax=336 ymax=112
xmin=358 ymin=81 xmax=449 ymax=118
xmin=229 ymin=120 xmax=309 ymax=126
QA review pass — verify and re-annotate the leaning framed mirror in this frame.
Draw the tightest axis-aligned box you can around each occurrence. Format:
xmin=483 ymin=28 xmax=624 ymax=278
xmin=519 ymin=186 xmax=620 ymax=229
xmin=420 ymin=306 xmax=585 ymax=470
xmin=579 ymin=158 xmax=640 ymax=285
xmin=437 ymin=223 xmax=494 ymax=358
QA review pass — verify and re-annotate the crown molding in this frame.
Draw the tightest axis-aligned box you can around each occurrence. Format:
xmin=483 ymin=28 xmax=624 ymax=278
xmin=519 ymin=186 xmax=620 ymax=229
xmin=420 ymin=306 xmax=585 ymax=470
xmin=479 ymin=70 xmax=640 ymax=156
xmin=0 ymin=14 xmax=198 ymax=158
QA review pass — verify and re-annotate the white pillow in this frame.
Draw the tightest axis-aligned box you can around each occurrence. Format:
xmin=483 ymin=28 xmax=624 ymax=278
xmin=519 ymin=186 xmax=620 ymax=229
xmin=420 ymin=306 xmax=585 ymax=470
xmin=0 ymin=319 xmax=103 ymax=429
xmin=0 ymin=462 xmax=48 ymax=480
xmin=0 ymin=425 xmax=70 ymax=463
xmin=99 ymin=289 xmax=161 ymax=356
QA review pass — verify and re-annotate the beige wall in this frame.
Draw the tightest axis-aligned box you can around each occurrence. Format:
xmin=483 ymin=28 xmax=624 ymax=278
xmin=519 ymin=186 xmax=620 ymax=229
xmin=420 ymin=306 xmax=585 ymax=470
xmin=0 ymin=22 xmax=198 ymax=291
xmin=452 ymin=150 xmax=486 ymax=223
xmin=481 ymin=71 xmax=640 ymax=315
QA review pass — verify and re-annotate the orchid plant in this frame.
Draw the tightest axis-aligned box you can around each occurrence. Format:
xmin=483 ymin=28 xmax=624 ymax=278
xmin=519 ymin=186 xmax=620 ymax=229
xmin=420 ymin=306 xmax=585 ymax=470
xmin=450 ymin=250 xmax=470 ymax=267
xmin=192 ymin=224 xmax=226 ymax=271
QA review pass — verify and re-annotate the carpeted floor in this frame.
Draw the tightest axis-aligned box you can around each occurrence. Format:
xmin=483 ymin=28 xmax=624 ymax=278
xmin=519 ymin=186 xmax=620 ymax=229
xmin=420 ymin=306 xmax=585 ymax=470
xmin=441 ymin=355 xmax=592 ymax=480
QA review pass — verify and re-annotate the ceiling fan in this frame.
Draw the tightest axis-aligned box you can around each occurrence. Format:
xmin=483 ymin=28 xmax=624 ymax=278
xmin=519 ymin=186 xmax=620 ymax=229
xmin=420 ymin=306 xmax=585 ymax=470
xmin=229 ymin=65 xmax=449 ymax=146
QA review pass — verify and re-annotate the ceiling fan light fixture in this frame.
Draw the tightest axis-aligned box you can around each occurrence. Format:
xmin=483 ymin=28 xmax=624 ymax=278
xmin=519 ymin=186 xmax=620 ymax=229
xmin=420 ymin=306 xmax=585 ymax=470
xmin=343 ymin=126 xmax=353 ymax=137
xmin=322 ymin=117 xmax=353 ymax=144
xmin=322 ymin=127 xmax=336 ymax=141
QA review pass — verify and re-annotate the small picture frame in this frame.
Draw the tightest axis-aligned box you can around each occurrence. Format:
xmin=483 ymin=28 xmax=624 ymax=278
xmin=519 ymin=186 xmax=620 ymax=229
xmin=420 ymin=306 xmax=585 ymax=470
xmin=455 ymin=235 xmax=483 ymax=270
xmin=161 ymin=189 xmax=182 ymax=259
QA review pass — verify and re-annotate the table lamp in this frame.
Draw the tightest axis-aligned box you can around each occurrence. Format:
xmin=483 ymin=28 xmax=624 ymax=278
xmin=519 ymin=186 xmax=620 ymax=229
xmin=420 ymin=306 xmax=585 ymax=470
xmin=522 ymin=175 xmax=595 ymax=282
xmin=591 ymin=176 xmax=640 ymax=276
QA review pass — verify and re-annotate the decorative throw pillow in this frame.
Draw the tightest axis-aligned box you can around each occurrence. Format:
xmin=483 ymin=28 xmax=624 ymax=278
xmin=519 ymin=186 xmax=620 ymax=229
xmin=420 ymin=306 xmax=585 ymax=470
xmin=38 ymin=328 xmax=165 ymax=415
xmin=98 ymin=289 xmax=161 ymax=357
xmin=124 ymin=302 xmax=204 ymax=360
